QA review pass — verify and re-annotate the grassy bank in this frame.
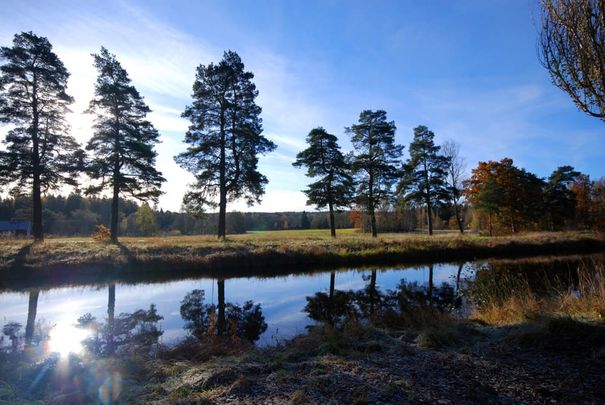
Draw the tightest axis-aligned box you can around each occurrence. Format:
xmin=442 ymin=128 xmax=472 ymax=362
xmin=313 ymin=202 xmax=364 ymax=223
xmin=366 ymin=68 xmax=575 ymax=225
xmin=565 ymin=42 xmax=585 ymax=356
xmin=3 ymin=302 xmax=604 ymax=403
xmin=2 ymin=255 xmax=605 ymax=403
xmin=0 ymin=230 xmax=604 ymax=289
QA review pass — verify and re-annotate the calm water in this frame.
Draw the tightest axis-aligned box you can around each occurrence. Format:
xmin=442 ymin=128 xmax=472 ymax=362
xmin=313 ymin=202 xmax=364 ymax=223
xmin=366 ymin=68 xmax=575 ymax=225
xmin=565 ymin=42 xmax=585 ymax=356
xmin=2 ymin=254 xmax=602 ymax=353
xmin=0 ymin=262 xmax=467 ymax=350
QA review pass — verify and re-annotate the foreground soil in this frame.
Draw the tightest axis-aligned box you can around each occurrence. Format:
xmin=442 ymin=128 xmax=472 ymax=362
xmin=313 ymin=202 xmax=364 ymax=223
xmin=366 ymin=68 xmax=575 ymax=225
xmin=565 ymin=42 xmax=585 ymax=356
xmin=2 ymin=317 xmax=603 ymax=403
xmin=0 ymin=231 xmax=604 ymax=290
xmin=134 ymin=319 xmax=605 ymax=404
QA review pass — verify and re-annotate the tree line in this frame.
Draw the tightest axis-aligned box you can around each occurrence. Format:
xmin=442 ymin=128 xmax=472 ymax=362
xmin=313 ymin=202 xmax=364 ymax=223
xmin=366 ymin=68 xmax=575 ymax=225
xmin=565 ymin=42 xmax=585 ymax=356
xmin=1 ymin=31 xmax=604 ymax=242
xmin=0 ymin=194 xmax=355 ymax=236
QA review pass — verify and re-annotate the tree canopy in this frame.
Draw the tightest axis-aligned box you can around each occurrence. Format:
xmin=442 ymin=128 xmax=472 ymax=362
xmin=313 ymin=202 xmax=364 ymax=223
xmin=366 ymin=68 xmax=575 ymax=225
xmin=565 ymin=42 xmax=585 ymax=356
xmin=398 ymin=125 xmax=449 ymax=235
xmin=176 ymin=51 xmax=276 ymax=239
xmin=85 ymin=47 xmax=165 ymax=242
xmin=465 ymin=158 xmax=545 ymax=234
xmin=540 ymin=0 xmax=605 ymax=122
xmin=0 ymin=32 xmax=82 ymax=241
xmin=347 ymin=110 xmax=403 ymax=237
xmin=293 ymin=127 xmax=353 ymax=237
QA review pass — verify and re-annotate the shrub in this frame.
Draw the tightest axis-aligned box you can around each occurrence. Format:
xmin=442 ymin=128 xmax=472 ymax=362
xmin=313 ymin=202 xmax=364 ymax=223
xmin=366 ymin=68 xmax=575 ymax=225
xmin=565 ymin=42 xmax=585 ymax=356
xmin=92 ymin=224 xmax=111 ymax=243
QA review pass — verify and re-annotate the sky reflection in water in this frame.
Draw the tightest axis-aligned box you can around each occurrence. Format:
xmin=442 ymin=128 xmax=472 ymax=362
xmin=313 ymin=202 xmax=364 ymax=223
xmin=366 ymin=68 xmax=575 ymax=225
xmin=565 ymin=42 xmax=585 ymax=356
xmin=0 ymin=263 xmax=466 ymax=351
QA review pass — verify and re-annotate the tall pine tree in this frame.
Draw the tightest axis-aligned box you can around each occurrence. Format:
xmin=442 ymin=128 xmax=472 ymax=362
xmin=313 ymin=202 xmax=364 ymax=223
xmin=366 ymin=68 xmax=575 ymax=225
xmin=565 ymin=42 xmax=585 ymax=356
xmin=85 ymin=47 xmax=165 ymax=243
xmin=175 ymin=51 xmax=276 ymax=239
xmin=0 ymin=32 xmax=82 ymax=241
xmin=399 ymin=125 xmax=449 ymax=235
xmin=347 ymin=110 xmax=403 ymax=237
xmin=543 ymin=165 xmax=580 ymax=230
xmin=293 ymin=127 xmax=353 ymax=237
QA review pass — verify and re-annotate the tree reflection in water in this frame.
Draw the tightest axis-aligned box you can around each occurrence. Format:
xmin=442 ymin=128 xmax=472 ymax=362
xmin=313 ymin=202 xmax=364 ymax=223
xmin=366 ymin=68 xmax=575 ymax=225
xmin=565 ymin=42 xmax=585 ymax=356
xmin=305 ymin=269 xmax=460 ymax=328
xmin=74 ymin=284 xmax=164 ymax=356
xmin=180 ymin=280 xmax=268 ymax=344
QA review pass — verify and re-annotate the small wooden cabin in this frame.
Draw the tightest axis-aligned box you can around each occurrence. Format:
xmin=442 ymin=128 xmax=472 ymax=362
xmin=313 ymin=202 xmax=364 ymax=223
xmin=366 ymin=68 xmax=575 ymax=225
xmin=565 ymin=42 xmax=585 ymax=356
xmin=0 ymin=221 xmax=31 ymax=237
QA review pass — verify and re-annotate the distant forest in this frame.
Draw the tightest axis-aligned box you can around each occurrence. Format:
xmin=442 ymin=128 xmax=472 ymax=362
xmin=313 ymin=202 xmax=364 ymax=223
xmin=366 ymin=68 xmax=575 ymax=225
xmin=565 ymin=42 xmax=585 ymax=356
xmin=0 ymin=180 xmax=603 ymax=237
xmin=0 ymin=194 xmax=355 ymax=236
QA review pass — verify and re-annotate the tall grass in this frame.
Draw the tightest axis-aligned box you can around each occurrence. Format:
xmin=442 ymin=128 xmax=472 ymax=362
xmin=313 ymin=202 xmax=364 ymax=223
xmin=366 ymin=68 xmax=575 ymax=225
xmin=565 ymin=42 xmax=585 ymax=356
xmin=0 ymin=230 xmax=603 ymax=291
xmin=471 ymin=259 xmax=605 ymax=324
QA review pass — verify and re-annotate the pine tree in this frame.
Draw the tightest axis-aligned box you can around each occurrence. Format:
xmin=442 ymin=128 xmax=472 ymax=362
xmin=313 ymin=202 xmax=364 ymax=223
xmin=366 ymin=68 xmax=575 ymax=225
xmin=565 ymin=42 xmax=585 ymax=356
xmin=300 ymin=211 xmax=311 ymax=229
xmin=0 ymin=32 xmax=82 ymax=241
xmin=293 ymin=127 xmax=353 ymax=237
xmin=544 ymin=165 xmax=580 ymax=230
xmin=347 ymin=110 xmax=403 ymax=237
xmin=85 ymin=47 xmax=165 ymax=243
xmin=399 ymin=125 xmax=449 ymax=235
xmin=175 ymin=51 xmax=276 ymax=239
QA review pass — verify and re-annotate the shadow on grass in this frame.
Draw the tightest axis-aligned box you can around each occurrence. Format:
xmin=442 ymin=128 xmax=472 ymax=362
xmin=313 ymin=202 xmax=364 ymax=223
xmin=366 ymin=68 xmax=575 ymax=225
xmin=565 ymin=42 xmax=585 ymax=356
xmin=8 ymin=243 xmax=34 ymax=270
xmin=116 ymin=242 xmax=134 ymax=261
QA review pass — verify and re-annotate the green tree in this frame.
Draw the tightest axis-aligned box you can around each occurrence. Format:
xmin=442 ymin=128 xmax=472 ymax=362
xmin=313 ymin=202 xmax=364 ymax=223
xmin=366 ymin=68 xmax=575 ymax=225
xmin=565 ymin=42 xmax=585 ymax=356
xmin=474 ymin=176 xmax=503 ymax=237
xmin=293 ymin=127 xmax=353 ymax=237
xmin=347 ymin=110 xmax=403 ymax=237
xmin=85 ymin=47 xmax=165 ymax=243
xmin=135 ymin=202 xmax=158 ymax=236
xmin=398 ymin=125 xmax=449 ymax=235
xmin=300 ymin=210 xmax=311 ymax=229
xmin=543 ymin=165 xmax=580 ymax=230
xmin=176 ymin=51 xmax=276 ymax=240
xmin=0 ymin=32 xmax=82 ymax=241
xmin=465 ymin=159 xmax=544 ymax=234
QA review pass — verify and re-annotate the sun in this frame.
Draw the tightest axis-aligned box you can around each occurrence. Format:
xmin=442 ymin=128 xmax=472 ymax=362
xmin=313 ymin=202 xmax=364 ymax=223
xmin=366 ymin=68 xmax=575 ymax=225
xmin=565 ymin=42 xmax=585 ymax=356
xmin=48 ymin=321 xmax=90 ymax=357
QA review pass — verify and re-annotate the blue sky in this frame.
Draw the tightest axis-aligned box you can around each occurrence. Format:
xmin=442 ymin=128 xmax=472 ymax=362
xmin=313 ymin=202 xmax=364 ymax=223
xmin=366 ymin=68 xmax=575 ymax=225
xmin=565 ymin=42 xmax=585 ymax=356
xmin=1 ymin=0 xmax=604 ymax=212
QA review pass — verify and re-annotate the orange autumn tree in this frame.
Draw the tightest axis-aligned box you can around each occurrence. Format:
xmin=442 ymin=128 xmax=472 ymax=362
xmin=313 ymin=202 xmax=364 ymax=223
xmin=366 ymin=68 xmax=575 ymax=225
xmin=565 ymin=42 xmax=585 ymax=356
xmin=570 ymin=174 xmax=592 ymax=229
xmin=592 ymin=178 xmax=605 ymax=230
xmin=464 ymin=158 xmax=544 ymax=234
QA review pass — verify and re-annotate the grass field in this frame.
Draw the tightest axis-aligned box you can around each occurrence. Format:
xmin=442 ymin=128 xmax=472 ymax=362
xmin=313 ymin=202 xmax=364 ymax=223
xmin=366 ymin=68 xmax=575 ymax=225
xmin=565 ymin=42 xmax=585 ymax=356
xmin=0 ymin=229 xmax=603 ymax=289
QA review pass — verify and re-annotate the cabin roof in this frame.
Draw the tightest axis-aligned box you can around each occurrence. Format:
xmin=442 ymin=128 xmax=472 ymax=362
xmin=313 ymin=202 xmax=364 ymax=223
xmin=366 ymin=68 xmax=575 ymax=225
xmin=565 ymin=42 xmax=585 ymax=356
xmin=0 ymin=221 xmax=31 ymax=231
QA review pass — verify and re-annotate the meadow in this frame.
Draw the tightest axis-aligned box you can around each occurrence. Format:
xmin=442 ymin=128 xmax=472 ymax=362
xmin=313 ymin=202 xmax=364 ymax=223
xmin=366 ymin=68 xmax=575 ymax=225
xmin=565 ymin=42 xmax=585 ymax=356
xmin=0 ymin=228 xmax=602 ymax=290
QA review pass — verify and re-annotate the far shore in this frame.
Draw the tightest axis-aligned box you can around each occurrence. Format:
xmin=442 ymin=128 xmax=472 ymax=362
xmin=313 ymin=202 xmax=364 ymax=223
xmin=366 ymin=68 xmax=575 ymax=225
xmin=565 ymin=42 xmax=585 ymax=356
xmin=0 ymin=230 xmax=603 ymax=290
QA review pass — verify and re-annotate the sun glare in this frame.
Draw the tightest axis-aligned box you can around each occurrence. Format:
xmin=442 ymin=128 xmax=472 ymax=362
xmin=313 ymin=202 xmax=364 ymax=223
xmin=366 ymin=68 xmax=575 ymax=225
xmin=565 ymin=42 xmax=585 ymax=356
xmin=48 ymin=321 xmax=90 ymax=357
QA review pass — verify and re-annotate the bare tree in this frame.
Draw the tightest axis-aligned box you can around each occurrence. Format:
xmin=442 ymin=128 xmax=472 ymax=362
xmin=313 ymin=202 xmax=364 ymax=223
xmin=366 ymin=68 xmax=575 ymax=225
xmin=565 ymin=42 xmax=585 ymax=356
xmin=539 ymin=0 xmax=605 ymax=121
xmin=442 ymin=139 xmax=466 ymax=233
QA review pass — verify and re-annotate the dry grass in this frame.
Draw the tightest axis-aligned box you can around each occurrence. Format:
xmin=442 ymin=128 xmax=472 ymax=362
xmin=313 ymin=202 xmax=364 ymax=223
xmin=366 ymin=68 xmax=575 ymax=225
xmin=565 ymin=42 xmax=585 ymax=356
xmin=472 ymin=259 xmax=605 ymax=324
xmin=0 ymin=230 xmax=603 ymax=290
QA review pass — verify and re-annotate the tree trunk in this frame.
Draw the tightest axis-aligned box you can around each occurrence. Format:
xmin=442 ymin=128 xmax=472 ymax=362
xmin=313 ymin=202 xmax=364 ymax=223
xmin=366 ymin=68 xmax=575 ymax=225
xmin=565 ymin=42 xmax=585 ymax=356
xmin=217 ymin=279 xmax=225 ymax=336
xmin=369 ymin=270 xmax=377 ymax=314
xmin=328 ymin=271 xmax=335 ymax=325
xmin=426 ymin=193 xmax=433 ymax=236
xmin=107 ymin=283 xmax=115 ymax=355
xmin=31 ymin=77 xmax=43 ymax=242
xmin=454 ymin=201 xmax=464 ymax=233
xmin=218 ymin=113 xmax=227 ymax=240
xmin=329 ymin=271 xmax=335 ymax=300
xmin=488 ymin=211 xmax=493 ymax=237
xmin=428 ymin=264 xmax=434 ymax=306
xmin=369 ymin=169 xmax=377 ymax=237
xmin=25 ymin=290 xmax=39 ymax=346
xmin=455 ymin=263 xmax=463 ymax=295
xmin=328 ymin=201 xmax=336 ymax=238
xmin=110 ymin=175 xmax=119 ymax=243
xmin=370 ymin=209 xmax=377 ymax=237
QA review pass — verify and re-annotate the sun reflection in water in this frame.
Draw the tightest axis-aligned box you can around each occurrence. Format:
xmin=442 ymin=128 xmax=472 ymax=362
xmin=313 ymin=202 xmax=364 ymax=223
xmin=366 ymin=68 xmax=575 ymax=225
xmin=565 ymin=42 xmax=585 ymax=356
xmin=47 ymin=320 xmax=90 ymax=357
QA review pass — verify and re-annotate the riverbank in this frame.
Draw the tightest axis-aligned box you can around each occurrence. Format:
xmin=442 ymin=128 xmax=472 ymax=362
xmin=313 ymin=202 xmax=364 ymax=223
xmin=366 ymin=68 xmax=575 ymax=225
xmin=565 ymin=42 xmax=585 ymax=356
xmin=0 ymin=231 xmax=604 ymax=289
xmin=3 ymin=313 xmax=603 ymax=403
xmin=2 ymin=254 xmax=604 ymax=403
xmin=136 ymin=318 xmax=605 ymax=404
